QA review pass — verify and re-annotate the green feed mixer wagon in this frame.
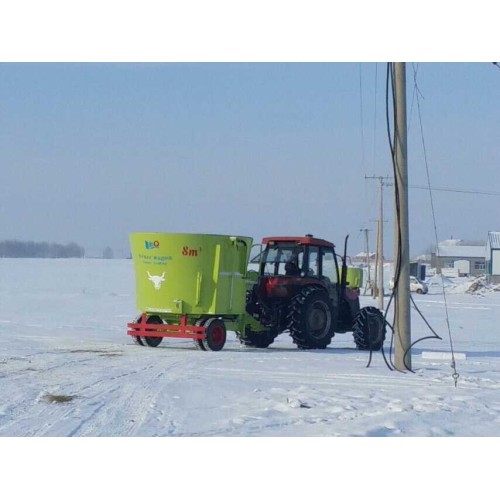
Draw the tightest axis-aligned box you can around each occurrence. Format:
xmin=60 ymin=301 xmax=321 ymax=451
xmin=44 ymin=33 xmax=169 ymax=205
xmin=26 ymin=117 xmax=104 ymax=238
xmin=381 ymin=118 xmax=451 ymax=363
xmin=127 ymin=232 xmax=386 ymax=351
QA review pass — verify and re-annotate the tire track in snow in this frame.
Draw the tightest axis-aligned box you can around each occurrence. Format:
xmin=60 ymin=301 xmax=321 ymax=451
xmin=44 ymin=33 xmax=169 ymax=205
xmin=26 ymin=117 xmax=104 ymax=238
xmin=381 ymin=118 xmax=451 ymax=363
xmin=27 ymin=349 xmax=206 ymax=436
xmin=0 ymin=345 xmax=202 ymax=436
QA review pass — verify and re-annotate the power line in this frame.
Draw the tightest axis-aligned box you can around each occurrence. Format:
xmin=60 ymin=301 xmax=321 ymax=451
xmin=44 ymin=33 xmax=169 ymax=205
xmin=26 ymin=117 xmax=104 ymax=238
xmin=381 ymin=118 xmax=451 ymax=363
xmin=411 ymin=185 xmax=500 ymax=196
xmin=359 ymin=63 xmax=365 ymax=169
xmin=372 ymin=63 xmax=378 ymax=172
xmin=387 ymin=183 xmax=500 ymax=197
xmin=408 ymin=62 xmax=420 ymax=133
xmin=412 ymin=62 xmax=460 ymax=387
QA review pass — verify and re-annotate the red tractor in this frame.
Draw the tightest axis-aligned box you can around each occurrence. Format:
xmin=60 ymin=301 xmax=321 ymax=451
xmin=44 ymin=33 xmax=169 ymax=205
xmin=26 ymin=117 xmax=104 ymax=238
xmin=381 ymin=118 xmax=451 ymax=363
xmin=238 ymin=234 xmax=386 ymax=350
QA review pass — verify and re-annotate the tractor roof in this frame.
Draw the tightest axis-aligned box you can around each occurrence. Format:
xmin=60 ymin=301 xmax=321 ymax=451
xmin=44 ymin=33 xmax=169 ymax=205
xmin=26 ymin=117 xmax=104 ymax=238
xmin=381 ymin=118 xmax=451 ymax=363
xmin=262 ymin=236 xmax=335 ymax=248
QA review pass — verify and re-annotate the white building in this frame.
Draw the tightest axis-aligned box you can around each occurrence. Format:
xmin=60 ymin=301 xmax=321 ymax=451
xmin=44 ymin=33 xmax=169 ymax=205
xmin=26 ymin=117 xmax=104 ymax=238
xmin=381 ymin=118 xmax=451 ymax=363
xmin=431 ymin=239 xmax=486 ymax=277
xmin=486 ymin=232 xmax=500 ymax=284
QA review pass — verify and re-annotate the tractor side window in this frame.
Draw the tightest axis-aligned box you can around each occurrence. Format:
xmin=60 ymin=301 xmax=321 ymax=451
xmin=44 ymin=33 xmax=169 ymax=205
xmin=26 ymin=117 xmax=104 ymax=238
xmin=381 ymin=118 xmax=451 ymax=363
xmin=262 ymin=247 xmax=279 ymax=275
xmin=308 ymin=247 xmax=319 ymax=277
xmin=321 ymin=248 xmax=338 ymax=284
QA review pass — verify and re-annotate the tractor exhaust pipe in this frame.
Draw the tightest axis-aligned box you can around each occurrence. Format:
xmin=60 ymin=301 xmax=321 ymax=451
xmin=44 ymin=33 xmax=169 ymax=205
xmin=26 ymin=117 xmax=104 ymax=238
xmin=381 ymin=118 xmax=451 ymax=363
xmin=340 ymin=234 xmax=349 ymax=291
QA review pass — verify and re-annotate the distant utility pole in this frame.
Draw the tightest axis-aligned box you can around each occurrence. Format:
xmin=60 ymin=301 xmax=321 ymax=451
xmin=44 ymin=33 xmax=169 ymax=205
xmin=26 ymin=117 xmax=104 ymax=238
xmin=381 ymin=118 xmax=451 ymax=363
xmin=365 ymin=175 xmax=391 ymax=309
xmin=393 ymin=62 xmax=411 ymax=371
xmin=360 ymin=228 xmax=372 ymax=295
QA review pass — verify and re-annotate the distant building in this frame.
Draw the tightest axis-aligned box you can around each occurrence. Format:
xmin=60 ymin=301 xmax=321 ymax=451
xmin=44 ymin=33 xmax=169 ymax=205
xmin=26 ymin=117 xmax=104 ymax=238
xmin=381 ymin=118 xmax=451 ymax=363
xmin=352 ymin=251 xmax=376 ymax=265
xmin=486 ymin=232 xmax=500 ymax=284
xmin=431 ymin=239 xmax=486 ymax=277
xmin=411 ymin=254 xmax=432 ymax=279
xmin=410 ymin=261 xmax=427 ymax=281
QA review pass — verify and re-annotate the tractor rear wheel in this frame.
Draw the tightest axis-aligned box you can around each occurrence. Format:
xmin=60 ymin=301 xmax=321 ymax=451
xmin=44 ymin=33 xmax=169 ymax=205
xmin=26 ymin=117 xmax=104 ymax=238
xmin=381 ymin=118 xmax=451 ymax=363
xmin=202 ymin=318 xmax=227 ymax=351
xmin=352 ymin=306 xmax=386 ymax=351
xmin=240 ymin=289 xmax=279 ymax=348
xmin=142 ymin=315 xmax=164 ymax=347
xmin=288 ymin=287 xmax=335 ymax=349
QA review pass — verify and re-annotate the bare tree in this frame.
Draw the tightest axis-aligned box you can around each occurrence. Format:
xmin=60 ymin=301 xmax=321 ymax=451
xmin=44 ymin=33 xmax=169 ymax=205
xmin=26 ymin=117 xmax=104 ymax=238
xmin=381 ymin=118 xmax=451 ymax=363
xmin=103 ymin=246 xmax=114 ymax=259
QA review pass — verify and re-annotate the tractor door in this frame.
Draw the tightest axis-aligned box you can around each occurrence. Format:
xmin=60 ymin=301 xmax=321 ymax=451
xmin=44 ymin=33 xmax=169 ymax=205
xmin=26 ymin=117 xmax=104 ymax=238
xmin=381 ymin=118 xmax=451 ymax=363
xmin=318 ymin=246 xmax=340 ymax=305
xmin=335 ymin=251 xmax=361 ymax=333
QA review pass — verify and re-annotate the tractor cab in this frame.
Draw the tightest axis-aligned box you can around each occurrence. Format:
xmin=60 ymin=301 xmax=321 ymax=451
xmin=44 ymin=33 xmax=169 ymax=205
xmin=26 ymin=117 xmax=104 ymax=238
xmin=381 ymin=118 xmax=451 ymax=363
xmin=250 ymin=235 xmax=340 ymax=301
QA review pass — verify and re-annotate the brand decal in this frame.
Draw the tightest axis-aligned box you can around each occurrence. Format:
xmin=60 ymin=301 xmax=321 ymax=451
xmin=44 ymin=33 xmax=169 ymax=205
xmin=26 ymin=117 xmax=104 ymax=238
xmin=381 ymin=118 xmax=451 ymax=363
xmin=182 ymin=246 xmax=200 ymax=257
xmin=147 ymin=271 xmax=166 ymax=290
xmin=145 ymin=240 xmax=160 ymax=250
xmin=137 ymin=253 xmax=172 ymax=266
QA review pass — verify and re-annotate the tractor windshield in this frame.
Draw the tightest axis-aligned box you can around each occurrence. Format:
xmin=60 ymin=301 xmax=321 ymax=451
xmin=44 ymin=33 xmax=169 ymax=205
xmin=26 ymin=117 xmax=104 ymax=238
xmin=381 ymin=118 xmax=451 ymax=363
xmin=252 ymin=241 xmax=339 ymax=282
xmin=254 ymin=243 xmax=304 ymax=276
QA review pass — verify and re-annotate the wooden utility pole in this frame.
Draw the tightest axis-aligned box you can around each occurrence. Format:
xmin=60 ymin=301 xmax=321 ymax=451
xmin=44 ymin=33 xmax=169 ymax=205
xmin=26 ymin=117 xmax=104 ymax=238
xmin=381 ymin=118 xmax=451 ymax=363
xmin=365 ymin=175 xmax=390 ymax=309
xmin=377 ymin=177 xmax=386 ymax=310
xmin=393 ymin=62 xmax=411 ymax=371
xmin=360 ymin=228 xmax=372 ymax=295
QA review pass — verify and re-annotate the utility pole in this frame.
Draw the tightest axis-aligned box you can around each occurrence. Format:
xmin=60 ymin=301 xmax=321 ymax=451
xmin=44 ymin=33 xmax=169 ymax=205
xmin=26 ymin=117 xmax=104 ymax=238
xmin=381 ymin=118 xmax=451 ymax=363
xmin=393 ymin=62 xmax=411 ymax=371
xmin=365 ymin=175 xmax=390 ymax=309
xmin=360 ymin=228 xmax=372 ymax=295
xmin=373 ymin=224 xmax=380 ymax=299
xmin=376 ymin=218 xmax=383 ymax=304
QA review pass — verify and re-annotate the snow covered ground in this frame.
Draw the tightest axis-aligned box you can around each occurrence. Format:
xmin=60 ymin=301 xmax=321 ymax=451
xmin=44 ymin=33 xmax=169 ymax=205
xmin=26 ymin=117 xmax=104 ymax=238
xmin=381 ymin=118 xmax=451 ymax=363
xmin=1 ymin=258 xmax=498 ymax=495
xmin=1 ymin=257 xmax=500 ymax=437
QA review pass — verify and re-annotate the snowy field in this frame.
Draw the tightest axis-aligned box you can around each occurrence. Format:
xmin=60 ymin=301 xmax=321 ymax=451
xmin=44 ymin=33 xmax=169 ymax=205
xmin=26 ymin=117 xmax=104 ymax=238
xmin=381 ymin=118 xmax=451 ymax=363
xmin=1 ymin=258 xmax=498 ymax=496
xmin=2 ymin=257 xmax=500 ymax=438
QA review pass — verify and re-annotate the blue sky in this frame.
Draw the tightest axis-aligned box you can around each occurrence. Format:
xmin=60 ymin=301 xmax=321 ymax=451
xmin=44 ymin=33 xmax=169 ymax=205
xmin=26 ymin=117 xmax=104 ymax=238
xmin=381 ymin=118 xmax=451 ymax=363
xmin=1 ymin=62 xmax=499 ymax=257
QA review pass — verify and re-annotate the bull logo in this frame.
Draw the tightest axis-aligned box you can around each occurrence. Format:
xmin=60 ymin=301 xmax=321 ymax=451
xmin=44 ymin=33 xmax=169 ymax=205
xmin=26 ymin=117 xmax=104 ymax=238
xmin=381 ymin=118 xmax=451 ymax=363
xmin=147 ymin=271 xmax=166 ymax=290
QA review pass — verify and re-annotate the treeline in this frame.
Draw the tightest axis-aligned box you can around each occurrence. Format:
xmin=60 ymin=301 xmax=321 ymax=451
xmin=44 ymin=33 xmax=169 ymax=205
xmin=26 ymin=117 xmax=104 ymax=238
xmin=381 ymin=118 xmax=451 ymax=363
xmin=0 ymin=240 xmax=85 ymax=258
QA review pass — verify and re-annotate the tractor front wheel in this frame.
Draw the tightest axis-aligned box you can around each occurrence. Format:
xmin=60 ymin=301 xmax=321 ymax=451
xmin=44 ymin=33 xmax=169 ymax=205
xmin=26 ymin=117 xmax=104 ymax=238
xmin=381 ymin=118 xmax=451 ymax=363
xmin=237 ymin=327 xmax=278 ymax=348
xmin=288 ymin=288 xmax=335 ymax=349
xmin=202 ymin=318 xmax=227 ymax=351
xmin=352 ymin=306 xmax=386 ymax=351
